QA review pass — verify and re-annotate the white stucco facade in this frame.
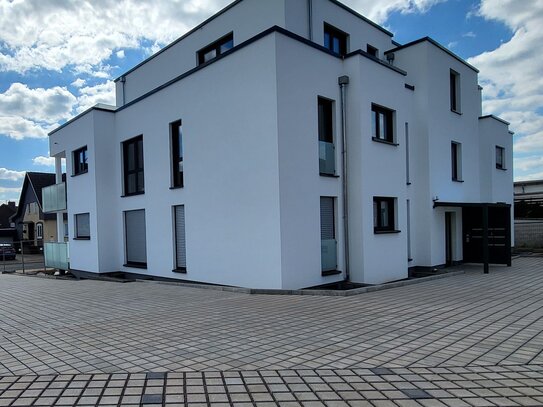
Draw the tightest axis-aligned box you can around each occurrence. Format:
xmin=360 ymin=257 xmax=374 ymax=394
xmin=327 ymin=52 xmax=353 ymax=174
xmin=48 ymin=0 xmax=514 ymax=289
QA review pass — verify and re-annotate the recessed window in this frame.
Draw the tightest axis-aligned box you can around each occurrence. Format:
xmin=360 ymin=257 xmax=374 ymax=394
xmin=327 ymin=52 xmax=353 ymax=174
xmin=373 ymin=197 xmax=396 ymax=233
xmin=73 ymin=146 xmax=88 ymax=175
xmin=197 ymin=33 xmax=233 ymax=65
xmin=320 ymin=197 xmax=337 ymax=273
xmin=371 ymin=104 xmax=394 ymax=143
xmin=318 ymin=97 xmax=335 ymax=175
xmin=122 ymin=135 xmax=144 ymax=196
xmin=324 ymin=23 xmax=348 ymax=56
xmin=367 ymin=44 xmax=378 ymax=57
xmin=170 ymin=120 xmax=184 ymax=188
xmin=496 ymin=146 xmax=505 ymax=170
xmin=75 ymin=213 xmax=90 ymax=239
xmin=451 ymin=141 xmax=462 ymax=181
xmin=174 ymin=205 xmax=186 ymax=272
xmin=450 ymin=69 xmax=461 ymax=113
xmin=124 ymin=209 xmax=147 ymax=268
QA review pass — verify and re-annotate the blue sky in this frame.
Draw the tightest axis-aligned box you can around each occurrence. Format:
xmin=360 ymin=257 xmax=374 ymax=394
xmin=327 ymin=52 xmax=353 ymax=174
xmin=0 ymin=0 xmax=541 ymax=203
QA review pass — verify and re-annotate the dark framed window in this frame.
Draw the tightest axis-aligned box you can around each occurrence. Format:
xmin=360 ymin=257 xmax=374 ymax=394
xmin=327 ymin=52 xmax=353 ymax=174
xmin=324 ymin=23 xmax=348 ymax=56
xmin=318 ymin=97 xmax=335 ymax=175
xmin=123 ymin=135 xmax=144 ymax=196
xmin=496 ymin=146 xmax=505 ymax=170
xmin=367 ymin=44 xmax=378 ymax=57
xmin=320 ymin=197 xmax=337 ymax=273
xmin=197 ymin=33 xmax=233 ymax=65
xmin=174 ymin=205 xmax=186 ymax=272
xmin=74 ymin=213 xmax=90 ymax=239
xmin=371 ymin=104 xmax=394 ymax=143
xmin=450 ymin=70 xmax=461 ymax=113
xmin=124 ymin=209 xmax=147 ymax=268
xmin=170 ymin=120 xmax=184 ymax=188
xmin=73 ymin=146 xmax=88 ymax=175
xmin=373 ymin=197 xmax=396 ymax=233
xmin=451 ymin=141 xmax=462 ymax=181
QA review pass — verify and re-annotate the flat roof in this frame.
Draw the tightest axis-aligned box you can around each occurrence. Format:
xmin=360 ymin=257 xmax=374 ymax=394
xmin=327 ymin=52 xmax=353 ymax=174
xmin=479 ymin=114 xmax=510 ymax=126
xmin=385 ymin=37 xmax=479 ymax=73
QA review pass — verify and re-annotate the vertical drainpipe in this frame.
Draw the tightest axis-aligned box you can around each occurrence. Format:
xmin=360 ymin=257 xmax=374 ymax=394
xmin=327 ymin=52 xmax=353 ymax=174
xmin=120 ymin=76 xmax=126 ymax=105
xmin=339 ymin=75 xmax=350 ymax=281
xmin=307 ymin=0 xmax=313 ymax=41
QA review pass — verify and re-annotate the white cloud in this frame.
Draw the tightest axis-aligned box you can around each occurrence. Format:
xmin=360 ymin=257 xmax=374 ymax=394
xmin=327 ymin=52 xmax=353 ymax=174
xmin=0 ymin=0 xmax=233 ymax=74
xmin=467 ymin=0 xmax=543 ymax=179
xmin=32 ymin=156 xmax=55 ymax=167
xmin=0 ymin=168 xmax=25 ymax=181
xmin=116 ymin=50 xmax=125 ymax=59
xmin=71 ymin=78 xmax=86 ymax=88
xmin=75 ymin=81 xmax=116 ymax=113
xmin=0 ymin=186 xmax=22 ymax=202
xmin=447 ymin=41 xmax=458 ymax=49
xmin=0 ymin=116 xmax=49 ymax=140
xmin=463 ymin=31 xmax=476 ymax=38
xmin=343 ymin=0 xmax=446 ymax=24
xmin=0 ymin=83 xmax=76 ymax=124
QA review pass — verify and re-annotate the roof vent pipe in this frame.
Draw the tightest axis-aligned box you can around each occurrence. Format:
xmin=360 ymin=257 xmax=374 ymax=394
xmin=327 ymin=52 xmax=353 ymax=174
xmin=338 ymin=75 xmax=350 ymax=281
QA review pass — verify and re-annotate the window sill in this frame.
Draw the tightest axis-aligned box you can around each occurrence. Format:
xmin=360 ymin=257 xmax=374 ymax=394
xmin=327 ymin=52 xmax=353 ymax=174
xmin=124 ymin=263 xmax=147 ymax=269
xmin=121 ymin=191 xmax=145 ymax=198
xmin=321 ymin=269 xmax=342 ymax=276
xmin=372 ymin=137 xmax=398 ymax=146
xmin=496 ymin=167 xmax=507 ymax=171
xmin=73 ymin=237 xmax=90 ymax=240
xmin=71 ymin=170 xmax=88 ymax=177
xmin=451 ymin=109 xmax=462 ymax=115
xmin=374 ymin=229 xmax=401 ymax=234
xmin=452 ymin=179 xmax=465 ymax=183
xmin=169 ymin=186 xmax=184 ymax=190
xmin=320 ymin=173 xmax=340 ymax=178
xmin=172 ymin=268 xmax=187 ymax=274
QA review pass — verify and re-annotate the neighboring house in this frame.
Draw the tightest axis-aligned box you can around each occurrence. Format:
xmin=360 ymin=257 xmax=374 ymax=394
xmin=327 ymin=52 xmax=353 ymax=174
xmin=513 ymin=180 xmax=543 ymax=249
xmin=46 ymin=0 xmax=513 ymax=289
xmin=10 ymin=172 xmax=67 ymax=251
xmin=0 ymin=202 xmax=17 ymax=244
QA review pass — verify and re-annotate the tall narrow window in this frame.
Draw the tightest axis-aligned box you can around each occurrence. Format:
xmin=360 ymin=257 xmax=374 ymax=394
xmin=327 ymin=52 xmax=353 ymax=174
xmin=320 ymin=197 xmax=337 ymax=273
xmin=373 ymin=197 xmax=396 ymax=233
xmin=406 ymin=200 xmax=412 ymax=260
xmin=451 ymin=141 xmax=462 ymax=181
xmin=174 ymin=205 xmax=186 ymax=272
xmin=197 ymin=33 xmax=233 ymax=65
xmin=36 ymin=222 xmax=43 ymax=240
xmin=450 ymin=70 xmax=461 ymax=113
xmin=324 ymin=23 xmax=348 ymax=56
xmin=170 ymin=120 xmax=184 ymax=188
xmin=124 ymin=209 xmax=147 ymax=267
xmin=405 ymin=122 xmax=410 ymax=184
xmin=318 ymin=97 xmax=335 ymax=175
xmin=73 ymin=146 xmax=88 ymax=175
xmin=372 ymin=104 xmax=394 ymax=143
xmin=74 ymin=213 xmax=90 ymax=239
xmin=123 ymin=135 xmax=144 ymax=195
xmin=496 ymin=146 xmax=505 ymax=170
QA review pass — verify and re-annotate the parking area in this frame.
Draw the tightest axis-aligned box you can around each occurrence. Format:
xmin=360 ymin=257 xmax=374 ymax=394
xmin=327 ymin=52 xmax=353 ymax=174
xmin=0 ymin=257 xmax=542 ymax=406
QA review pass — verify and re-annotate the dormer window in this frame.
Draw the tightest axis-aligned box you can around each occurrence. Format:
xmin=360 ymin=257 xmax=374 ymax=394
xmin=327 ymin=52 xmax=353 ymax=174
xmin=198 ymin=33 xmax=233 ymax=65
xmin=324 ymin=23 xmax=348 ymax=56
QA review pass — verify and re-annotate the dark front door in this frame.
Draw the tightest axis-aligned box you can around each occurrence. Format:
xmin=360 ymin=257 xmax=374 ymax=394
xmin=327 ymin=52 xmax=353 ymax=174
xmin=462 ymin=206 xmax=511 ymax=265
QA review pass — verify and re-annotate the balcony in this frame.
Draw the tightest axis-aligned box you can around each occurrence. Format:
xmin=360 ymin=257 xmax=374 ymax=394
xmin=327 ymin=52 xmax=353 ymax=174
xmin=44 ymin=242 xmax=70 ymax=270
xmin=321 ymin=239 xmax=337 ymax=272
xmin=319 ymin=141 xmax=335 ymax=175
xmin=42 ymin=182 xmax=66 ymax=213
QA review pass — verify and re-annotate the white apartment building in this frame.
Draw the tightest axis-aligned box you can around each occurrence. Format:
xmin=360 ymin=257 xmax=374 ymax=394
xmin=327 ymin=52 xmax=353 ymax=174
xmin=45 ymin=0 xmax=513 ymax=289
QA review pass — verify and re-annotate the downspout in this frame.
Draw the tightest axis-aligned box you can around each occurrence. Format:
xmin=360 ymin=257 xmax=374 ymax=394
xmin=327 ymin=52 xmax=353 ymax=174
xmin=338 ymin=75 xmax=350 ymax=281
xmin=307 ymin=0 xmax=313 ymax=41
xmin=120 ymin=76 xmax=126 ymax=105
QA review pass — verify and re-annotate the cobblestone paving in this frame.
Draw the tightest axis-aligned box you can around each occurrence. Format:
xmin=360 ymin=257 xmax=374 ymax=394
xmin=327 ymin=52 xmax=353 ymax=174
xmin=0 ymin=257 xmax=542 ymax=406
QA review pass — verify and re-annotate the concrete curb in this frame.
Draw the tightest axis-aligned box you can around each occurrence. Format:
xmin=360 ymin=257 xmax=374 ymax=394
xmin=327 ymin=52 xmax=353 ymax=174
xmin=138 ymin=270 xmax=467 ymax=297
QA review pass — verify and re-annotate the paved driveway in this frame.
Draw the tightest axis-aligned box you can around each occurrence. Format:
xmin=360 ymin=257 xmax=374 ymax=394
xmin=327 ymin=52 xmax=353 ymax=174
xmin=0 ymin=257 xmax=542 ymax=406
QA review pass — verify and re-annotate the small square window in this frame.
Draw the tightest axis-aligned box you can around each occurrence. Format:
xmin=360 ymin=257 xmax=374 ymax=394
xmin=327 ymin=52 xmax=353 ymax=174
xmin=371 ymin=104 xmax=394 ymax=143
xmin=496 ymin=146 xmax=505 ymax=170
xmin=367 ymin=44 xmax=378 ymax=57
xmin=75 ymin=213 xmax=90 ymax=239
xmin=373 ymin=197 xmax=396 ymax=233
xmin=73 ymin=146 xmax=88 ymax=175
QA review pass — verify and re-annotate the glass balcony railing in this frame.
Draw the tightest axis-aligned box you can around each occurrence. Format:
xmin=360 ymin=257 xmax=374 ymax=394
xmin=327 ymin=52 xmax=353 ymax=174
xmin=44 ymin=242 xmax=70 ymax=270
xmin=42 ymin=182 xmax=66 ymax=213
xmin=319 ymin=141 xmax=335 ymax=175
xmin=321 ymin=239 xmax=337 ymax=272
